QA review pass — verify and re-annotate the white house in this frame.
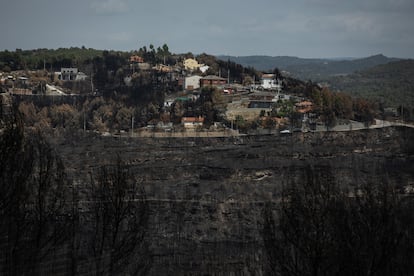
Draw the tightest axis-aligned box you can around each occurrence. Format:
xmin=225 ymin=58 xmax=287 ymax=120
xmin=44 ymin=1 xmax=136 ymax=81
xmin=199 ymin=65 xmax=210 ymax=73
xmin=260 ymin=74 xmax=282 ymax=91
xmin=164 ymin=99 xmax=175 ymax=107
xmin=184 ymin=75 xmax=202 ymax=90
xmin=75 ymin=71 xmax=88 ymax=81
xmin=61 ymin=68 xmax=78 ymax=81
xmin=57 ymin=68 xmax=88 ymax=81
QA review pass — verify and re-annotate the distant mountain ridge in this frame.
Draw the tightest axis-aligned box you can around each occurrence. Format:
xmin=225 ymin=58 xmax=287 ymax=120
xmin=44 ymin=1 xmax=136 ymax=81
xmin=327 ymin=59 xmax=414 ymax=111
xmin=218 ymin=54 xmax=400 ymax=81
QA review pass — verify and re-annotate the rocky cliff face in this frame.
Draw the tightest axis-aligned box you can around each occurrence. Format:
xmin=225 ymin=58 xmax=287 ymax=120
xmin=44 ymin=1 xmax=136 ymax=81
xmin=54 ymin=127 xmax=414 ymax=275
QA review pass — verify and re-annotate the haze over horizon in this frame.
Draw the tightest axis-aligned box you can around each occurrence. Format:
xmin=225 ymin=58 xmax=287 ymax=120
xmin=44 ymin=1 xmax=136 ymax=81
xmin=1 ymin=0 xmax=414 ymax=59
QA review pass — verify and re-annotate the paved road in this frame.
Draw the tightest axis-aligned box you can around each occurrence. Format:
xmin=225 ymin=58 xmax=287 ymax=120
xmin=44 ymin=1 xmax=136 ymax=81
xmin=314 ymin=119 xmax=414 ymax=132
xmin=46 ymin=84 xmax=67 ymax=95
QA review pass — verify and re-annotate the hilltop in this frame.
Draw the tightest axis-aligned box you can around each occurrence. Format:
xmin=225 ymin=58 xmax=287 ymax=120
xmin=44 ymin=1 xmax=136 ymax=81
xmin=327 ymin=59 xmax=414 ymax=113
xmin=219 ymin=54 xmax=400 ymax=80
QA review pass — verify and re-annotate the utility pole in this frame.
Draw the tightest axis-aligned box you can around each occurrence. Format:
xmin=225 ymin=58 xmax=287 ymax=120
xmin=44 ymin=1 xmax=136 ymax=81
xmin=131 ymin=116 xmax=134 ymax=137
xmin=90 ymin=65 xmax=94 ymax=95
xmin=83 ymin=113 xmax=86 ymax=133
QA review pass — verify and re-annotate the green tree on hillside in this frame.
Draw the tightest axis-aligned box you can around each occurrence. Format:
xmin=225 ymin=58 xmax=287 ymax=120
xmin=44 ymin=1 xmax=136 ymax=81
xmin=354 ymin=98 xmax=376 ymax=126
xmin=196 ymin=86 xmax=224 ymax=125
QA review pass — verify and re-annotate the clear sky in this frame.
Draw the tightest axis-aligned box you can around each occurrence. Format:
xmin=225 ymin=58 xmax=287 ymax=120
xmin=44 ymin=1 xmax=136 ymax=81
xmin=1 ymin=0 xmax=413 ymax=58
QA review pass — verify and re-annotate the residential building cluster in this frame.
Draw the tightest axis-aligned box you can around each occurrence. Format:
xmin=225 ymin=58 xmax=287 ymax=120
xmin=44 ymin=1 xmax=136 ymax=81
xmin=1 ymin=53 xmax=318 ymax=134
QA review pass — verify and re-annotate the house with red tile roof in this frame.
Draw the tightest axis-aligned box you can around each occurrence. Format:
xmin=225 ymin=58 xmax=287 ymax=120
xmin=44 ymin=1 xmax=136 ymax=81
xmin=181 ymin=116 xmax=204 ymax=129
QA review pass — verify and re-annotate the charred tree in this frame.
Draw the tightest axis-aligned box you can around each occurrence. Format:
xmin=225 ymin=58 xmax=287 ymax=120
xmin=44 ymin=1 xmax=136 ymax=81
xmin=86 ymin=156 xmax=150 ymax=276
xmin=263 ymin=164 xmax=414 ymax=276
xmin=0 ymin=106 xmax=72 ymax=275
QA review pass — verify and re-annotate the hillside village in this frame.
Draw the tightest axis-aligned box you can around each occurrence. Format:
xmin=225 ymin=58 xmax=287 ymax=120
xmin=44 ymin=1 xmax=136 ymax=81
xmin=0 ymin=46 xmax=405 ymax=136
